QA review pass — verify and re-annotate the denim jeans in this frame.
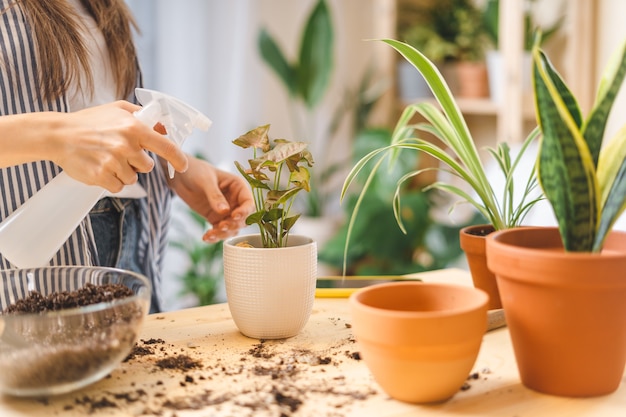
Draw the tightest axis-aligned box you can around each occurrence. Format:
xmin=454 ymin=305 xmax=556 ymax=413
xmin=89 ymin=197 xmax=161 ymax=313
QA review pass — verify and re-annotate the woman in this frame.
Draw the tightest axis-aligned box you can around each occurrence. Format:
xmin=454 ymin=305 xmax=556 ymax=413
xmin=0 ymin=0 xmax=254 ymax=311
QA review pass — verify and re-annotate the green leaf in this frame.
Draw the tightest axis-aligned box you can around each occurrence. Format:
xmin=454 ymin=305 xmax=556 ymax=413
xmin=595 ymin=158 xmax=626 ymax=251
xmin=381 ymin=39 xmax=502 ymax=227
xmin=598 ymin=126 xmax=626 ymax=207
xmin=263 ymin=208 xmax=284 ymax=222
xmin=298 ymin=0 xmax=334 ymax=108
xmin=381 ymin=40 xmax=474 ymax=152
xmin=595 ymin=126 xmax=626 ymax=250
xmin=267 ymin=188 xmax=304 ymax=207
xmin=258 ymin=28 xmax=297 ymax=97
xmin=245 ymin=210 xmax=265 ymax=227
xmin=234 ymin=161 xmax=270 ymax=190
xmin=290 ymin=166 xmax=311 ymax=191
xmin=282 ymin=214 xmax=300 ymax=234
xmin=536 ymin=50 xmax=583 ymax=130
xmin=533 ymin=47 xmax=598 ymax=251
xmin=583 ymin=40 xmax=626 ymax=167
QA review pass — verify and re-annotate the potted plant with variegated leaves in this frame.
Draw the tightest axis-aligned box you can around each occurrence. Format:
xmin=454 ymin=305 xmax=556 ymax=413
xmin=222 ymin=124 xmax=318 ymax=340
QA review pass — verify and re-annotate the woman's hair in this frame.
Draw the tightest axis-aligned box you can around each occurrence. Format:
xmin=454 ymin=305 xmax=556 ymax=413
xmin=12 ymin=0 xmax=139 ymax=101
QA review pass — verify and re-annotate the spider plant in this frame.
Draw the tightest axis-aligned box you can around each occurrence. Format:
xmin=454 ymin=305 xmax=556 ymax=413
xmin=340 ymin=39 xmax=543 ymax=270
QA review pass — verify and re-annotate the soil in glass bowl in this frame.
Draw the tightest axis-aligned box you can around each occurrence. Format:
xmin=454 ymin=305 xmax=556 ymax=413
xmin=0 ymin=271 xmax=149 ymax=397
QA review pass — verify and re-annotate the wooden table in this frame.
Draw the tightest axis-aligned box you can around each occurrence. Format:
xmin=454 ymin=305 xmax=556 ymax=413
xmin=1 ymin=269 xmax=625 ymax=416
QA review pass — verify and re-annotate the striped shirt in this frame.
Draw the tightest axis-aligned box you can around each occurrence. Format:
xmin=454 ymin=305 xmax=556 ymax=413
xmin=0 ymin=1 xmax=172 ymax=310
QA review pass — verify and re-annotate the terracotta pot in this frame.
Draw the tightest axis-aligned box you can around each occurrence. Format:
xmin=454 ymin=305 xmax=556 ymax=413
xmin=460 ymin=224 xmax=501 ymax=309
xmin=455 ymin=61 xmax=489 ymax=98
xmin=486 ymin=226 xmax=626 ymax=397
xmin=223 ymin=234 xmax=317 ymax=339
xmin=349 ymin=282 xmax=488 ymax=403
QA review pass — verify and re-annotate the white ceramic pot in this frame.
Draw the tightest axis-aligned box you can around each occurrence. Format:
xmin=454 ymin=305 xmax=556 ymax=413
xmin=223 ymin=234 xmax=317 ymax=339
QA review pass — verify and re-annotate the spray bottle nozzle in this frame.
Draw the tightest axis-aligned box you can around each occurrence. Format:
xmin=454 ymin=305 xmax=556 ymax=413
xmin=134 ymin=88 xmax=212 ymax=178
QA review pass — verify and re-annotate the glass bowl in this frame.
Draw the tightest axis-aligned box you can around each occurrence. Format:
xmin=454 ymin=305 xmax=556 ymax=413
xmin=0 ymin=266 xmax=151 ymax=397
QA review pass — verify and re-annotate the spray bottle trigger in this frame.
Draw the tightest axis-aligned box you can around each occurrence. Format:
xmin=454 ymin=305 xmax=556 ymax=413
xmin=133 ymin=100 xmax=162 ymax=127
xmin=134 ymin=99 xmax=179 ymax=179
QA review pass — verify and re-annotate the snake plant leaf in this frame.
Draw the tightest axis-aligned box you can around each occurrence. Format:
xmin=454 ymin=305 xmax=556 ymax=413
xmin=536 ymin=50 xmax=583 ymax=130
xmin=583 ymin=41 xmax=626 ymax=167
xmin=298 ymin=0 xmax=333 ymax=109
xmin=533 ymin=47 xmax=598 ymax=251
xmin=598 ymin=125 xmax=626 ymax=206
xmin=258 ymin=29 xmax=297 ymax=97
xmin=595 ymin=126 xmax=626 ymax=250
xmin=595 ymin=159 xmax=626 ymax=251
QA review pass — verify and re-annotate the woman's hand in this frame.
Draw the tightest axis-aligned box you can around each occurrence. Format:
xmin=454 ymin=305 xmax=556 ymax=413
xmin=53 ymin=101 xmax=188 ymax=192
xmin=166 ymin=156 xmax=255 ymax=242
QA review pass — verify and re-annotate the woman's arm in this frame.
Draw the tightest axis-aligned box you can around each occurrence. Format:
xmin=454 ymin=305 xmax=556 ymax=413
xmin=0 ymin=101 xmax=188 ymax=193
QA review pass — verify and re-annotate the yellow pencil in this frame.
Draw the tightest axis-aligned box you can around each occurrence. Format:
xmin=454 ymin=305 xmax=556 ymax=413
xmin=315 ymin=288 xmax=358 ymax=298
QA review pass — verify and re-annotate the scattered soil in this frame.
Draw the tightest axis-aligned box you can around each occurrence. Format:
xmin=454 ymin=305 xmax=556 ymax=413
xmin=46 ymin=327 xmax=376 ymax=417
xmin=0 ymin=283 xmax=143 ymax=392
xmin=461 ymin=368 xmax=492 ymax=391
xmin=155 ymin=355 xmax=202 ymax=371
xmin=27 ymin=315 xmax=491 ymax=416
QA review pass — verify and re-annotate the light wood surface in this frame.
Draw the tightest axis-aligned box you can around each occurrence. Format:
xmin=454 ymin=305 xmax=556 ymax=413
xmin=1 ymin=268 xmax=625 ymax=416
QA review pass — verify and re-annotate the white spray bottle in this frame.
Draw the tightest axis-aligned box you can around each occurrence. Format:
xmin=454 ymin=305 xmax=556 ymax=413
xmin=0 ymin=88 xmax=211 ymax=268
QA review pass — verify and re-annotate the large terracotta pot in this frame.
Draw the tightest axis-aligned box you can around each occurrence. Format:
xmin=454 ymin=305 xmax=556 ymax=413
xmin=460 ymin=224 xmax=501 ymax=309
xmin=349 ymin=282 xmax=488 ymax=403
xmin=223 ymin=234 xmax=317 ymax=339
xmin=486 ymin=226 xmax=626 ymax=397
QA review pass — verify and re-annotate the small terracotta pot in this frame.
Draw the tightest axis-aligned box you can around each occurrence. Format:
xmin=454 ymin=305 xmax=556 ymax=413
xmin=486 ymin=226 xmax=626 ymax=397
xmin=456 ymin=61 xmax=489 ymax=98
xmin=460 ymin=224 xmax=501 ymax=309
xmin=349 ymin=282 xmax=488 ymax=403
xmin=223 ymin=234 xmax=317 ymax=339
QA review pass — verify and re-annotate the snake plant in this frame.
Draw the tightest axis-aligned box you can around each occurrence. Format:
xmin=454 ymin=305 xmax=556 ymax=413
xmin=533 ymin=40 xmax=626 ymax=252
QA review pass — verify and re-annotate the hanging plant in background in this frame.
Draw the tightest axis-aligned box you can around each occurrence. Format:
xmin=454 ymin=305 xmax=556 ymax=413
xmin=258 ymin=0 xmax=334 ymax=217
